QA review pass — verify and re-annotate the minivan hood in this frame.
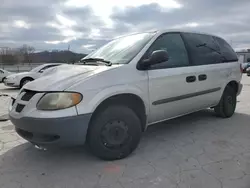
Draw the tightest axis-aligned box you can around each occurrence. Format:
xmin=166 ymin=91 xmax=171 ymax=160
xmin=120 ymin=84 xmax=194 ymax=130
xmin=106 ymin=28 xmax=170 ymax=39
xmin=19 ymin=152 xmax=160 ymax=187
xmin=23 ymin=64 xmax=118 ymax=91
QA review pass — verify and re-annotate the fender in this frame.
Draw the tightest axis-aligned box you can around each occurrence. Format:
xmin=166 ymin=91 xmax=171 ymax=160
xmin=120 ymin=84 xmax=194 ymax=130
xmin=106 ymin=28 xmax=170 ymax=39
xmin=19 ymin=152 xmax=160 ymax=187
xmin=76 ymin=84 xmax=149 ymax=115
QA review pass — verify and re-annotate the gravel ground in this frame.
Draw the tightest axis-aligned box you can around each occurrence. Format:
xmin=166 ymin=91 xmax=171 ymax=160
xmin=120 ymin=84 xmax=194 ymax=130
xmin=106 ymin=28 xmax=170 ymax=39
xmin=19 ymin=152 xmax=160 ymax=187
xmin=0 ymin=76 xmax=250 ymax=188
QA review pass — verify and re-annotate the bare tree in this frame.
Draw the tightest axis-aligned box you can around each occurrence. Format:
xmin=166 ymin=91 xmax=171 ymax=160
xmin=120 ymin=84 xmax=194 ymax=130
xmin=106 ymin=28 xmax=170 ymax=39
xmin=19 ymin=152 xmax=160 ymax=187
xmin=19 ymin=44 xmax=35 ymax=64
xmin=0 ymin=47 xmax=18 ymax=64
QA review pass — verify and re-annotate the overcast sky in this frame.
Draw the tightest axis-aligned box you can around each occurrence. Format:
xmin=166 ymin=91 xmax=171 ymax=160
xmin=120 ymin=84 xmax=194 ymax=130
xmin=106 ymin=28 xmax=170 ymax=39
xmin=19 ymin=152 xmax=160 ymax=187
xmin=1 ymin=0 xmax=250 ymax=53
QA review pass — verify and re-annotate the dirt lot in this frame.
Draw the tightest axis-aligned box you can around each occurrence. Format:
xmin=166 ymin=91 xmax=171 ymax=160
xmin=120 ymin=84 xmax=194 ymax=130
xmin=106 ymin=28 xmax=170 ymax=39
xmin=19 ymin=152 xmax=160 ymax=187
xmin=1 ymin=76 xmax=250 ymax=188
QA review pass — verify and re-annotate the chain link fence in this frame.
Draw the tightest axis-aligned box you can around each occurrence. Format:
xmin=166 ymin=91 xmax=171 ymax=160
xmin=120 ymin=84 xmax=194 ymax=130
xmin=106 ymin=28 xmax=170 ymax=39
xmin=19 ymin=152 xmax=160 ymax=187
xmin=0 ymin=63 xmax=46 ymax=72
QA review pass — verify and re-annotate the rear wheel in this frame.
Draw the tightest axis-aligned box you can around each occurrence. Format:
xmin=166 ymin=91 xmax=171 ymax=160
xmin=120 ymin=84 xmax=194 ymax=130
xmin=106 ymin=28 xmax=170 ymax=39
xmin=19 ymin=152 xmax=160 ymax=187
xmin=214 ymin=86 xmax=236 ymax=118
xmin=88 ymin=105 xmax=142 ymax=160
xmin=20 ymin=78 xmax=33 ymax=88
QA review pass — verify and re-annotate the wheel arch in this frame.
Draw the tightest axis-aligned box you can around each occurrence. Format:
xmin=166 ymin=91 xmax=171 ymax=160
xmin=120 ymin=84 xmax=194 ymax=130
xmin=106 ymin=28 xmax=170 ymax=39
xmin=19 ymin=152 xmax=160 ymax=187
xmin=20 ymin=76 xmax=34 ymax=85
xmin=1 ymin=77 xmax=6 ymax=82
xmin=226 ymin=80 xmax=239 ymax=93
xmin=89 ymin=93 xmax=147 ymax=132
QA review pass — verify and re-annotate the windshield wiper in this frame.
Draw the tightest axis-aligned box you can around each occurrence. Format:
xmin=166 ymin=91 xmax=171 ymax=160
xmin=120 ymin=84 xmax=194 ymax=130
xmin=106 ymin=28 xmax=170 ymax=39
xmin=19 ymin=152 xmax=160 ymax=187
xmin=80 ymin=58 xmax=112 ymax=66
xmin=196 ymin=43 xmax=228 ymax=62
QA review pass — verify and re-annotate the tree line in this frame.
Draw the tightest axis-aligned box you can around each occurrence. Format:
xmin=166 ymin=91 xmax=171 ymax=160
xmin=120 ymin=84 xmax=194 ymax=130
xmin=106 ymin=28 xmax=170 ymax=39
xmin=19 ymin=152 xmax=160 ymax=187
xmin=0 ymin=45 xmax=87 ymax=64
xmin=0 ymin=45 xmax=35 ymax=64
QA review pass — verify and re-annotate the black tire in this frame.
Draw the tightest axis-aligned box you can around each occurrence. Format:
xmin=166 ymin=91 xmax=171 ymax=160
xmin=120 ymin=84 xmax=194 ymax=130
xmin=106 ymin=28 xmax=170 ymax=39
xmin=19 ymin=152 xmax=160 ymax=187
xmin=214 ymin=86 xmax=236 ymax=118
xmin=88 ymin=105 xmax=142 ymax=160
xmin=2 ymin=77 xmax=6 ymax=83
xmin=20 ymin=78 xmax=33 ymax=88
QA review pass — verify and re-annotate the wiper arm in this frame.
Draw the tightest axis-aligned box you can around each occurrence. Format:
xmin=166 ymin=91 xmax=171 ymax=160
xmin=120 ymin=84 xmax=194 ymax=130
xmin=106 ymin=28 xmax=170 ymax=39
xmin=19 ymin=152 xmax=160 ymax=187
xmin=196 ymin=43 xmax=228 ymax=62
xmin=196 ymin=43 xmax=221 ymax=54
xmin=80 ymin=58 xmax=112 ymax=66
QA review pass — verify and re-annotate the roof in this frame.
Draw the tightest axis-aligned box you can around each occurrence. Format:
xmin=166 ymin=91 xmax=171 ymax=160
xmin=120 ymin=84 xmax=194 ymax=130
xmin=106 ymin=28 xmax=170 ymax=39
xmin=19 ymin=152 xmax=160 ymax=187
xmin=155 ymin=29 xmax=220 ymax=38
xmin=115 ymin=29 xmax=221 ymax=40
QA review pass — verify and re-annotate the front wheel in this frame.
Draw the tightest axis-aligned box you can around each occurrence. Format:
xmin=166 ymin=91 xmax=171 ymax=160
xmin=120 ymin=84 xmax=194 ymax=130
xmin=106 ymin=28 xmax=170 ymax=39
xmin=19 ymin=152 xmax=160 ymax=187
xmin=214 ymin=86 xmax=236 ymax=118
xmin=2 ymin=77 xmax=6 ymax=83
xmin=87 ymin=105 xmax=142 ymax=160
xmin=20 ymin=78 xmax=33 ymax=88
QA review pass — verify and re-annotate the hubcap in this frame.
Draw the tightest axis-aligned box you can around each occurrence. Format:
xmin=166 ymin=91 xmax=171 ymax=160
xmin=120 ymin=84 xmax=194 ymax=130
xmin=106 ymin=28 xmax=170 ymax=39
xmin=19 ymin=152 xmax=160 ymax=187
xmin=227 ymin=96 xmax=233 ymax=105
xmin=101 ymin=120 xmax=129 ymax=149
xmin=23 ymin=80 xmax=30 ymax=85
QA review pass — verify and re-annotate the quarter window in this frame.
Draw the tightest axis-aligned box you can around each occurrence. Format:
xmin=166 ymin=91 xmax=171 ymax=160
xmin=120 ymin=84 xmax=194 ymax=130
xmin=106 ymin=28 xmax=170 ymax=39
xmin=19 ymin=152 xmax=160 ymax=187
xmin=214 ymin=37 xmax=238 ymax=62
xmin=144 ymin=33 xmax=189 ymax=69
xmin=0 ymin=70 xmax=4 ymax=74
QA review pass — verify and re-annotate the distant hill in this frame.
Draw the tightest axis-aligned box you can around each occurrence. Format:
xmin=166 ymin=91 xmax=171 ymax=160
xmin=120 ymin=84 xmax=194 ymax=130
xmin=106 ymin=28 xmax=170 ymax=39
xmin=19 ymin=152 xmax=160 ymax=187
xmin=30 ymin=50 xmax=87 ymax=63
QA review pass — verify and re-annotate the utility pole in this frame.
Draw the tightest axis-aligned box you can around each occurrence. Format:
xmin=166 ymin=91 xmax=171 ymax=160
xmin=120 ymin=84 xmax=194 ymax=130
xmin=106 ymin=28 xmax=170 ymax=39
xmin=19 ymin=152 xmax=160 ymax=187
xmin=68 ymin=44 xmax=70 ymax=51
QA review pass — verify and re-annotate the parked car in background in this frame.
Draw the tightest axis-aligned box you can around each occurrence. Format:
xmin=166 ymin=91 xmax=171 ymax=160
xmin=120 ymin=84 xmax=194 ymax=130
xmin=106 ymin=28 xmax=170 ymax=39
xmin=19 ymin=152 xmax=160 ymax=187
xmin=9 ymin=30 xmax=242 ymax=160
xmin=246 ymin=67 xmax=250 ymax=76
xmin=0 ymin=69 xmax=13 ymax=83
xmin=40 ymin=64 xmax=68 ymax=76
xmin=242 ymin=62 xmax=250 ymax=73
xmin=4 ymin=63 xmax=62 ymax=88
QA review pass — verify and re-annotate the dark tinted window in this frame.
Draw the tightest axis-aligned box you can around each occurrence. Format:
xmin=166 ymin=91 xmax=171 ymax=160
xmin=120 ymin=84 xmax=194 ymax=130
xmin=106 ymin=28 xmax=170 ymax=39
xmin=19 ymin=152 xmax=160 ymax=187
xmin=39 ymin=64 xmax=59 ymax=72
xmin=0 ymin=70 xmax=4 ymax=73
xmin=183 ymin=33 xmax=222 ymax=65
xmin=214 ymin=37 xmax=238 ymax=62
xmin=144 ymin=33 xmax=189 ymax=69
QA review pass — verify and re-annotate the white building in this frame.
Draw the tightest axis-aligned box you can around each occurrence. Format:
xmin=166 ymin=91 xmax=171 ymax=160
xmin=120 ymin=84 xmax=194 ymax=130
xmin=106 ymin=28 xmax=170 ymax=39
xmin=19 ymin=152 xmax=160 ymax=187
xmin=237 ymin=51 xmax=250 ymax=63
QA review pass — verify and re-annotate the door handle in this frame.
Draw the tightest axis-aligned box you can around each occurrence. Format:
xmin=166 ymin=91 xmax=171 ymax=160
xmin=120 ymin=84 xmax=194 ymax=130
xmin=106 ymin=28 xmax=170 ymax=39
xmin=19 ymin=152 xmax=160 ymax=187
xmin=198 ymin=74 xmax=207 ymax=81
xmin=186 ymin=76 xmax=196 ymax=83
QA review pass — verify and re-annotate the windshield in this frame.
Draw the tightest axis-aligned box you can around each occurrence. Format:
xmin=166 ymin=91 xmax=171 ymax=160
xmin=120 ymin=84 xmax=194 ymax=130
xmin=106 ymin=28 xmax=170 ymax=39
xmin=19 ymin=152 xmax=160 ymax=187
xmin=82 ymin=32 xmax=155 ymax=64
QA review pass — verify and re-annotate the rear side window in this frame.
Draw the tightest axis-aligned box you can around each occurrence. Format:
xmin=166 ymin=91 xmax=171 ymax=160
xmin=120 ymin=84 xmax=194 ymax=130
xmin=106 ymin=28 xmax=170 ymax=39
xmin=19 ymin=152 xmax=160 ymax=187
xmin=39 ymin=64 xmax=59 ymax=72
xmin=0 ymin=70 xmax=4 ymax=73
xmin=214 ymin=37 xmax=238 ymax=62
xmin=182 ymin=33 xmax=222 ymax=65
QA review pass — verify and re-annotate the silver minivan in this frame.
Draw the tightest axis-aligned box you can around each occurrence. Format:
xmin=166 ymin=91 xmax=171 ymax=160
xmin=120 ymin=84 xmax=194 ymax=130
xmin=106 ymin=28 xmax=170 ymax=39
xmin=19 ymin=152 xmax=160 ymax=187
xmin=9 ymin=30 xmax=242 ymax=160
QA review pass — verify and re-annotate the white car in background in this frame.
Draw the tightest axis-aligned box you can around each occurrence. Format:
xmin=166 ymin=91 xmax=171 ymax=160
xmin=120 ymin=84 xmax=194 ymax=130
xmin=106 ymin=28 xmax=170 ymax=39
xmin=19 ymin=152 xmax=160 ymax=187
xmin=4 ymin=63 xmax=62 ymax=88
xmin=0 ymin=69 xmax=13 ymax=83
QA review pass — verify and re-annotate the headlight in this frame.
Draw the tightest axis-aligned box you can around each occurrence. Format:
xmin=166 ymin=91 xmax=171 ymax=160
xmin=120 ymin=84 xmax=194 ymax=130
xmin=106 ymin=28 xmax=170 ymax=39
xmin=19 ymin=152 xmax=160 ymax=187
xmin=37 ymin=92 xmax=82 ymax=110
xmin=7 ymin=76 xmax=16 ymax=80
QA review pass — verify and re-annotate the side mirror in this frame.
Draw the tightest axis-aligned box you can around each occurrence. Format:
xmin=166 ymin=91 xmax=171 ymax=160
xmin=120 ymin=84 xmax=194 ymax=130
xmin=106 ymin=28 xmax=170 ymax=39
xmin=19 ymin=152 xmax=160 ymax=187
xmin=150 ymin=50 xmax=169 ymax=65
xmin=139 ymin=50 xmax=169 ymax=70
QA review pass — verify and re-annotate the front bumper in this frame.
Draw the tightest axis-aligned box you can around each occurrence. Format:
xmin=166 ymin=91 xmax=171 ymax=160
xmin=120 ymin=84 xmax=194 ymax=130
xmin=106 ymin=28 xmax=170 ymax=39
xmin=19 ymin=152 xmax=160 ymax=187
xmin=10 ymin=114 xmax=92 ymax=147
xmin=4 ymin=79 xmax=19 ymax=87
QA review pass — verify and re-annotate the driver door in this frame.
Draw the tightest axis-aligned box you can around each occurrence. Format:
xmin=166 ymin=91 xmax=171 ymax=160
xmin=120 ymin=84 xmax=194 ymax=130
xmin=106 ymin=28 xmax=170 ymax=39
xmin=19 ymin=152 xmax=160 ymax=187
xmin=144 ymin=33 xmax=201 ymax=124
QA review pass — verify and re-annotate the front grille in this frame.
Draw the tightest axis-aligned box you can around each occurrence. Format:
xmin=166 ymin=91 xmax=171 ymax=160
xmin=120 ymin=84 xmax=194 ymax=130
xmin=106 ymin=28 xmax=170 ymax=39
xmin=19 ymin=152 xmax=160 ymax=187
xmin=16 ymin=128 xmax=60 ymax=142
xmin=6 ymin=83 xmax=14 ymax=86
xmin=21 ymin=90 xmax=37 ymax=101
xmin=16 ymin=104 xmax=25 ymax=113
xmin=14 ymin=90 xmax=38 ymax=113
